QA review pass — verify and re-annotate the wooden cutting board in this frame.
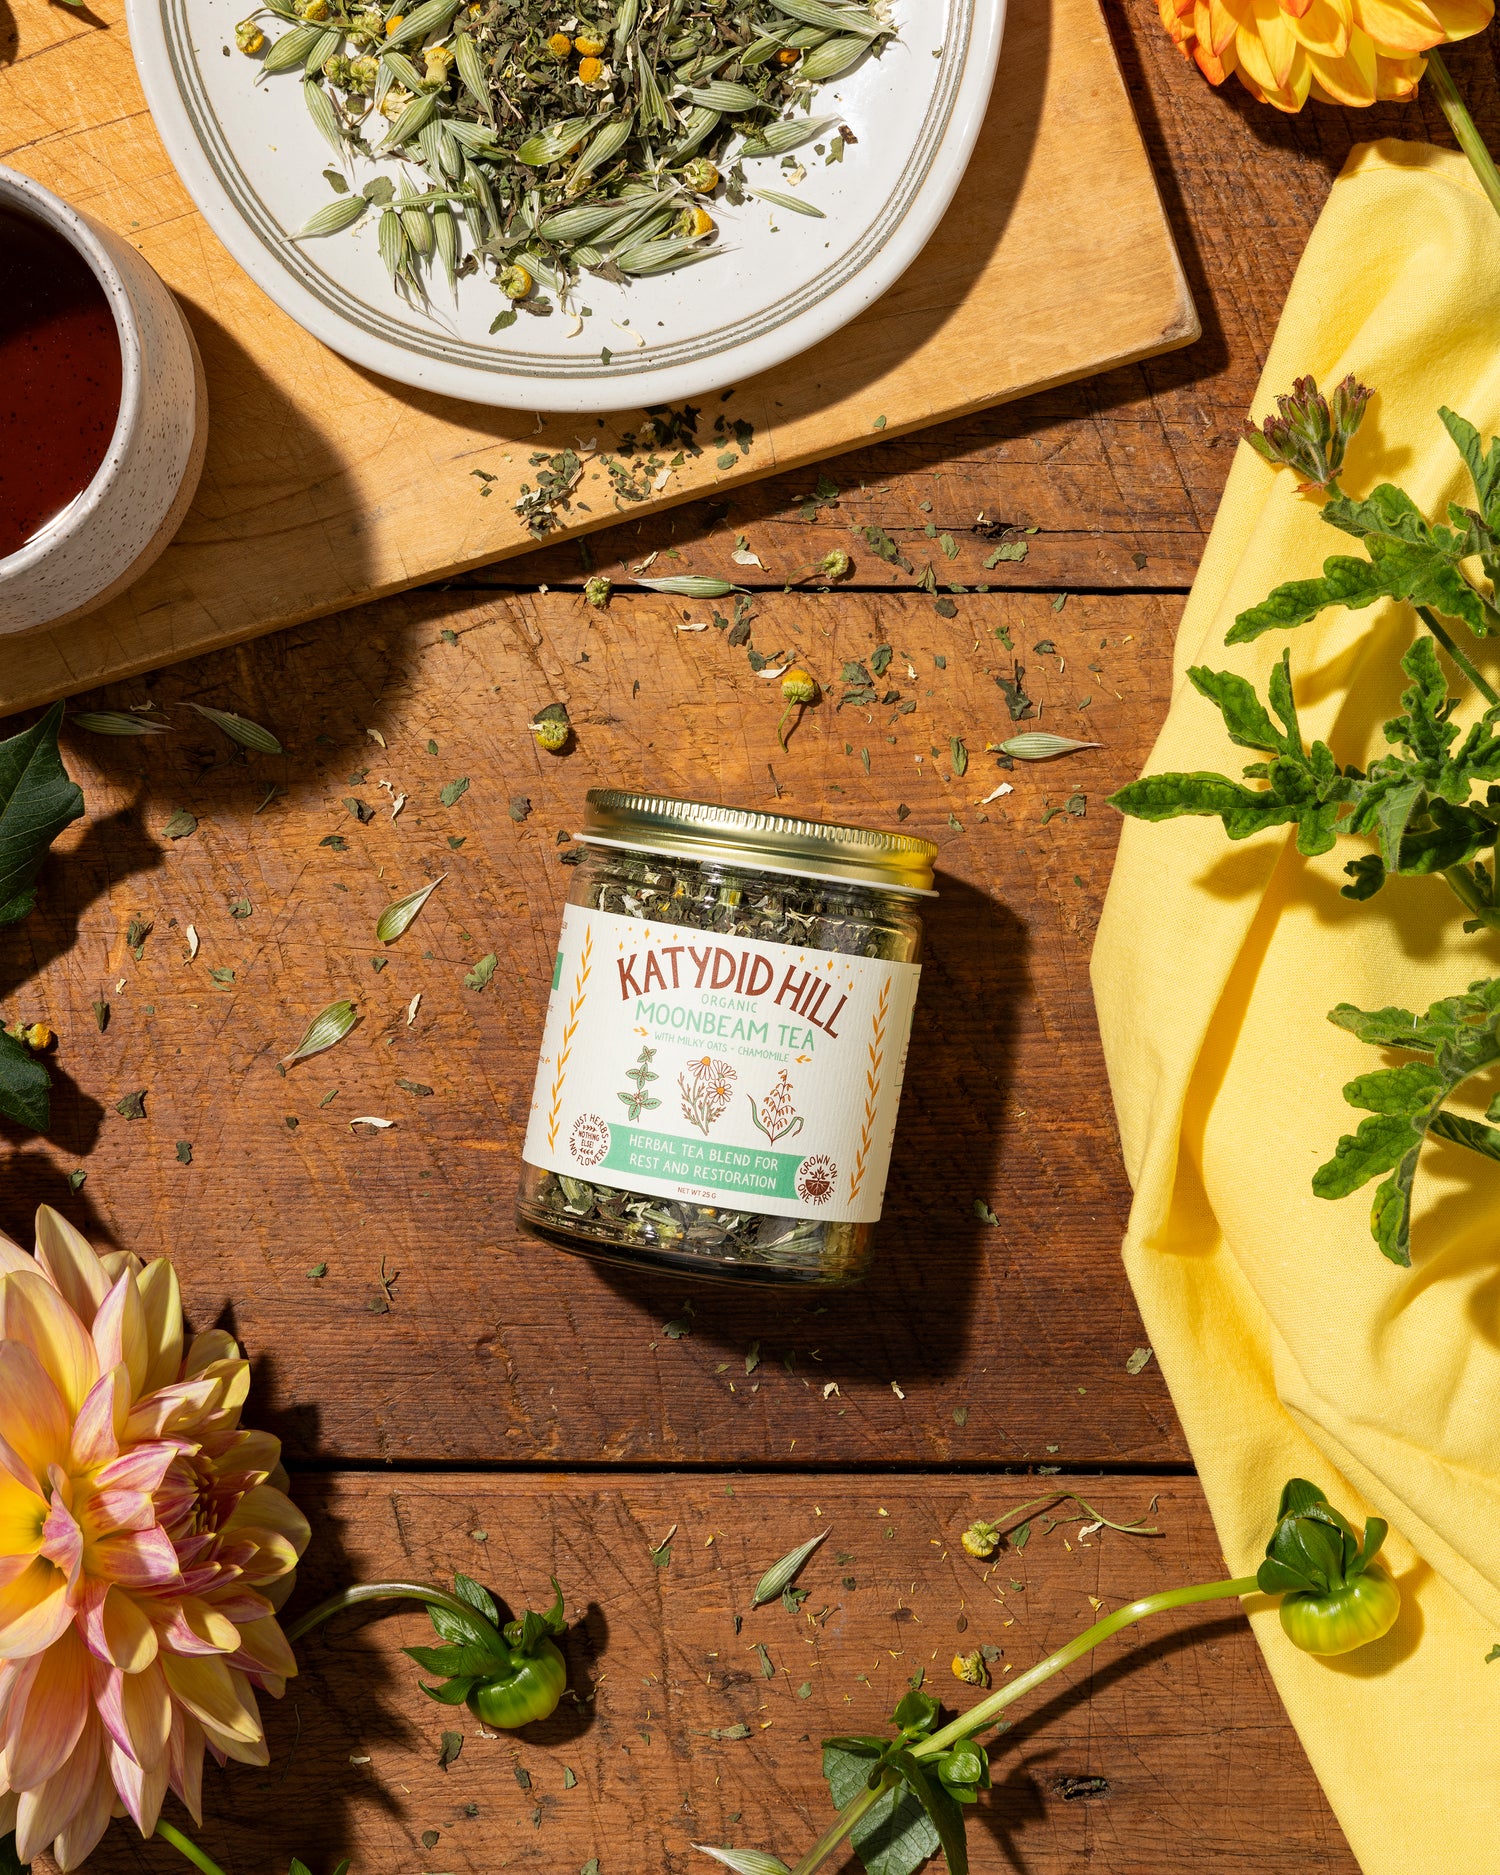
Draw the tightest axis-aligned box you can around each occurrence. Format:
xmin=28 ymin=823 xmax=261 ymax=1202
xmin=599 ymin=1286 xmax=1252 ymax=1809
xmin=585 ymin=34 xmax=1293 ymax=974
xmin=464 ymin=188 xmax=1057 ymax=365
xmin=0 ymin=0 xmax=1194 ymax=713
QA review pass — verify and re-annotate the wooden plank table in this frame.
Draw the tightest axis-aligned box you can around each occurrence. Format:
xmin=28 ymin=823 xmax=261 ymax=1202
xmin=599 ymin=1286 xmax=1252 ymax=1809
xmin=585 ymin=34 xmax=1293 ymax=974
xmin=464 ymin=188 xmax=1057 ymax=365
xmin=11 ymin=1 xmax=1496 ymax=1867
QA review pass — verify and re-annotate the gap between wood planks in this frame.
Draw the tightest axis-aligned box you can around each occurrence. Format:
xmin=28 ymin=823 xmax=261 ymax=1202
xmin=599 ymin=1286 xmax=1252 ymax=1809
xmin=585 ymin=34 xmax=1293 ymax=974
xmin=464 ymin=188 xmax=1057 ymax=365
xmin=284 ymin=1458 xmax=1200 ymax=1478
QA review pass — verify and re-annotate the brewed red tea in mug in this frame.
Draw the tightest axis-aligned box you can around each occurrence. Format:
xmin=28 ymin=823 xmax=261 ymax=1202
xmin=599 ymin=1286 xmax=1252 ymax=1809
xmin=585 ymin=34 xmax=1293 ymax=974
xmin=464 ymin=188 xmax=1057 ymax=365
xmin=0 ymin=206 xmax=122 ymax=560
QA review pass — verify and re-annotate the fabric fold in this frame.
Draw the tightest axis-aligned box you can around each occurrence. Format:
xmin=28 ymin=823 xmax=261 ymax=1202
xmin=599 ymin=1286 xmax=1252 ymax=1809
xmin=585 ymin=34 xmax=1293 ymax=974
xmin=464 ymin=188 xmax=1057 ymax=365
xmin=1093 ymin=138 xmax=1500 ymax=1873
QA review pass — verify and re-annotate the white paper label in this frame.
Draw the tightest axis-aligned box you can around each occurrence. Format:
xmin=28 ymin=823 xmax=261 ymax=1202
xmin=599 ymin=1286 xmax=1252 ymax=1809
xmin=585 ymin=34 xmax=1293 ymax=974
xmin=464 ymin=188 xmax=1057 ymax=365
xmin=523 ymin=905 xmax=921 ymax=1224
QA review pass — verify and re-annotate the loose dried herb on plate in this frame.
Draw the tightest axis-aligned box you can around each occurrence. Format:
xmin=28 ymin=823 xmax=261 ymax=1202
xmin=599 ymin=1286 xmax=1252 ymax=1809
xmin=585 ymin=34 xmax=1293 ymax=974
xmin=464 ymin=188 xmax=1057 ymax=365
xmin=245 ymin=0 xmax=897 ymax=315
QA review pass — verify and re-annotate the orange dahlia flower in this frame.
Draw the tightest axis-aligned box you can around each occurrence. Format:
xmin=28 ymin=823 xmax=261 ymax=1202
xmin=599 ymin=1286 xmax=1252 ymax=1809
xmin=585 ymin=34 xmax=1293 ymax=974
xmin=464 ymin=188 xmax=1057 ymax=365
xmin=0 ymin=1207 xmax=308 ymax=1867
xmin=1158 ymin=0 xmax=1493 ymax=109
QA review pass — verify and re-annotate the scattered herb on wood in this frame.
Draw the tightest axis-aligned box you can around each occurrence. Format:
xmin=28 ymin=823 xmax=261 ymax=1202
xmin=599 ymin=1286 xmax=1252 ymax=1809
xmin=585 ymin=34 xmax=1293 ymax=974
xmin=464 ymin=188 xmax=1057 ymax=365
xmin=378 ymin=874 xmax=446 ymax=942
xmin=282 ymin=999 xmax=359 ymax=1066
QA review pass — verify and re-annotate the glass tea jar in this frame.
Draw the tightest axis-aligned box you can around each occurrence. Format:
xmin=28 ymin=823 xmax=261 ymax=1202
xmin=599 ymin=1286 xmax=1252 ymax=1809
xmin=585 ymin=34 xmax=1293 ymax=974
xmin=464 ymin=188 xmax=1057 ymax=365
xmin=516 ymin=791 xmax=936 ymax=1287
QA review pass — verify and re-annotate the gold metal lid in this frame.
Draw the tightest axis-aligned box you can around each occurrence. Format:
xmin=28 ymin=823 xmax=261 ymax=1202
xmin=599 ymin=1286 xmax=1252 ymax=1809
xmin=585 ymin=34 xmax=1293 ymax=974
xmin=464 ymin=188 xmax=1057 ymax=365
xmin=579 ymin=790 xmax=938 ymax=895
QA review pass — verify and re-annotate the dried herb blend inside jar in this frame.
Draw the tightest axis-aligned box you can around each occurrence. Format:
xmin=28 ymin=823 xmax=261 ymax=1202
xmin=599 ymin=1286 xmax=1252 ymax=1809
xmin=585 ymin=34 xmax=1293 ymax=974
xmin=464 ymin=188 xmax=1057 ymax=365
xmin=517 ymin=791 xmax=936 ymax=1286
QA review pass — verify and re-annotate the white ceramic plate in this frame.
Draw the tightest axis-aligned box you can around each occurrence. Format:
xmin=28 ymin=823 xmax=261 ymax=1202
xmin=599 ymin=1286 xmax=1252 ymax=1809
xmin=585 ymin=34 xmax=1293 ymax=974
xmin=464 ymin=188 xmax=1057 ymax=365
xmin=128 ymin=1 xmax=1004 ymax=413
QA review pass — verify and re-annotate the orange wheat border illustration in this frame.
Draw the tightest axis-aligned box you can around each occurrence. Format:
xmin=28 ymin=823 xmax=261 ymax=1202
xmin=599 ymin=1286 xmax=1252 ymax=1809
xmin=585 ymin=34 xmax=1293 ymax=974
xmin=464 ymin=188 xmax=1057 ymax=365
xmin=547 ymin=926 xmax=593 ymax=1151
xmin=848 ymin=979 xmax=889 ymax=1202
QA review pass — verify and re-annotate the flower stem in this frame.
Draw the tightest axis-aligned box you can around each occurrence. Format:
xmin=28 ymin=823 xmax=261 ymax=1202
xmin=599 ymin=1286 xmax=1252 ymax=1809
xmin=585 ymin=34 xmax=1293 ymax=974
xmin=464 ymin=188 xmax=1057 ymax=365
xmin=1415 ymin=605 xmax=1500 ymax=708
xmin=911 ymin=1576 xmax=1260 ymax=1759
xmin=787 ymin=1776 xmax=892 ymax=1875
xmin=156 ymin=1821 xmax=229 ymax=1875
xmin=1425 ymin=48 xmax=1500 ymax=225
xmin=784 ymin=1577 xmax=1260 ymax=1875
xmin=284 ymin=1580 xmax=498 ymax=1645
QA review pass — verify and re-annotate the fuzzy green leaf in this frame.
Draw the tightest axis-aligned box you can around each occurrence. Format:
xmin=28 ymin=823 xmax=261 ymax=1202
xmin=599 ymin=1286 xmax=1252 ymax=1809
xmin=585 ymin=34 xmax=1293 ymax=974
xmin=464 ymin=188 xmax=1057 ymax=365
xmin=1312 ymin=1114 xmax=1422 ymax=1198
xmin=823 ymin=1743 xmax=938 ymax=1875
xmin=1370 ymin=1153 xmax=1419 ymax=1266
xmin=1187 ymin=666 xmax=1283 ymax=753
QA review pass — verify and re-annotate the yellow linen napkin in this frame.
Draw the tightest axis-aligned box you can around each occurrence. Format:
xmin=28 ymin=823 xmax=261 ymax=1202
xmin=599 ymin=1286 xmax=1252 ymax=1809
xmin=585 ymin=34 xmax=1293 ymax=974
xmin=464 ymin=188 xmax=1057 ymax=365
xmin=1092 ymin=138 xmax=1500 ymax=1872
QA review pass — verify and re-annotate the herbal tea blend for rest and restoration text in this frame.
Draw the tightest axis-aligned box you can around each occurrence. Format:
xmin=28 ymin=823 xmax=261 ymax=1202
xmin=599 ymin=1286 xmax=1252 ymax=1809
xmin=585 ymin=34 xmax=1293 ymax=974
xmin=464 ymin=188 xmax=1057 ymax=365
xmin=517 ymin=791 xmax=935 ymax=1286
xmin=243 ymin=0 xmax=897 ymax=318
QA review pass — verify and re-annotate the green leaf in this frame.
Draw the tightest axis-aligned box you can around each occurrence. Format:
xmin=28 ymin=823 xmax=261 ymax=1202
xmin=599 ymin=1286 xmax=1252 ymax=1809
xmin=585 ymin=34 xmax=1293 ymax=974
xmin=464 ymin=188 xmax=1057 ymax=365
xmin=887 ymin=1750 xmax=967 ymax=1875
xmin=1370 ymin=1152 xmax=1419 ymax=1266
xmin=280 ymin=999 xmax=357 ymax=1067
xmin=438 ymin=1728 xmax=465 ymax=1769
xmin=162 ymin=809 xmax=198 ymax=841
xmin=1428 ymin=1110 xmax=1500 ymax=1163
xmin=1312 ymin=1113 xmax=1422 ymax=1198
xmin=405 ymin=1640 xmax=506 ymax=1676
xmin=1327 ymin=1002 xmax=1428 ymax=1050
xmin=1341 ymin=1060 xmax=1446 ymax=1117
xmin=419 ymin=1675 xmax=478 ymax=1705
xmin=0 ymin=1031 xmax=49 ymax=1133
xmin=453 ymin=1572 xmax=499 ymax=1624
xmin=464 ymin=953 xmax=498 ymax=992
xmin=0 ymin=704 xmax=84 ymax=927
xmin=440 ymin=777 xmax=470 ymax=808
xmin=824 ymin=1744 xmax=938 ymax=1875
xmin=691 ymin=1849 xmax=791 ymax=1875
xmin=752 ymin=1529 xmax=830 ymax=1605
xmin=186 ymin=702 xmax=283 ymax=753
xmin=1187 ymin=666 xmax=1283 ymax=753
xmin=428 ymin=1601 xmax=498 ymax=1649
xmin=1442 ymin=409 xmax=1500 ymax=538
xmin=378 ymin=874 xmax=445 ymax=943
xmin=890 ymin=1689 xmax=939 ymax=1738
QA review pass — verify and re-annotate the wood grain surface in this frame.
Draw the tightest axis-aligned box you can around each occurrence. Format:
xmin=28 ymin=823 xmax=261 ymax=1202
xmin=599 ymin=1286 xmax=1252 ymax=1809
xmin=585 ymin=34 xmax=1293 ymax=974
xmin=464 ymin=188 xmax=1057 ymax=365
xmin=81 ymin=1472 xmax=1357 ymax=1875
xmin=0 ymin=0 xmax=1194 ymax=711
xmin=0 ymin=588 xmax=1186 ymax=1467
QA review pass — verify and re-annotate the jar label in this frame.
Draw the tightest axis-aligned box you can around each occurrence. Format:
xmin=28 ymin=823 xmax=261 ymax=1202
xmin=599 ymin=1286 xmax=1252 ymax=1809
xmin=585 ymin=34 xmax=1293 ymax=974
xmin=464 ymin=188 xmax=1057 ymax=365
xmin=523 ymin=905 xmax=921 ymax=1224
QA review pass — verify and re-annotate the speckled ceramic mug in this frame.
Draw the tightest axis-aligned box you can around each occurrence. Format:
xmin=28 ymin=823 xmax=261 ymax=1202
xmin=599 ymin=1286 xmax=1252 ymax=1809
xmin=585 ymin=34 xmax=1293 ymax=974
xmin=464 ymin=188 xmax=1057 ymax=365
xmin=0 ymin=166 xmax=207 ymax=637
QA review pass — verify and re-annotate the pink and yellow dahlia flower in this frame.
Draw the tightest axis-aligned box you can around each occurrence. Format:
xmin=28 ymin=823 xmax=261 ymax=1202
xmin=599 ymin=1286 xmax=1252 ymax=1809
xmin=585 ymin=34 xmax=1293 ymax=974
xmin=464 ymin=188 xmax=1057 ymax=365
xmin=0 ymin=1207 xmax=308 ymax=1867
xmin=1158 ymin=0 xmax=1493 ymax=109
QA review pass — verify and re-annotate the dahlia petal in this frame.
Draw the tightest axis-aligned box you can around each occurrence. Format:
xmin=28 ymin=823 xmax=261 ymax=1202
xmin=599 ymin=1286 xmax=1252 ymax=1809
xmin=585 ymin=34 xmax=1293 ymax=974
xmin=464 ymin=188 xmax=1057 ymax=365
xmin=0 ymin=1272 xmax=98 ymax=1417
xmin=70 ymin=1368 xmax=127 ymax=1471
xmin=39 ymin=1494 xmax=84 ymax=1588
xmin=0 ymin=1557 xmax=72 ymax=1656
xmin=1304 ymin=25 xmax=1378 ymax=97
xmin=90 ymin=1527 xmax=180 ymax=1589
xmin=0 ymin=1789 xmax=17 ymax=1833
xmin=0 ymin=1234 xmax=35 ymax=1276
xmin=1243 ymin=0 xmax=1301 ymax=79
xmin=1371 ymin=47 xmax=1427 ymax=90
xmin=123 ymin=1378 xmax=219 ymax=1443
xmin=6 ymin=1630 xmax=89 ymax=1789
xmin=33 ymin=1209 xmax=110 ymax=1330
xmin=160 ymin=1654 xmax=262 ymax=1745
xmin=135 ymin=1260 xmax=184 ymax=1397
xmin=1432 ymin=0 xmax=1495 ymax=32
xmin=223 ymin=1485 xmax=311 ymax=1561
xmin=100 ymin=1586 xmax=159 ymax=1672
xmin=1348 ymin=0 xmax=1445 ymax=42
xmin=0 ymin=1341 xmax=70 ymax=1486
xmin=119 ymin=1660 xmax=171 ymax=1768
xmin=203 ymin=1587 xmax=274 ymax=1626
xmin=95 ymin=1441 xmax=179 ymax=1498
xmin=227 ymin=1531 xmax=302 ymax=1587
xmin=1286 ymin=0 xmax=1353 ymax=53
xmin=167 ymin=1709 xmax=205 ymax=1824
xmin=183 ymin=1332 xmax=240 ymax=1379
xmin=91 ymin=1273 xmax=148 ymax=1402
xmin=51 ymin=1749 xmax=115 ymax=1872
xmin=260 ymin=1565 xmax=299 ymax=1614
xmin=178 ymin=1596 xmax=242 ymax=1654
xmin=199 ymin=1722 xmax=269 ymax=1768
xmin=106 ymin=1735 xmax=167 ymax=1838
xmin=226 ymin=1429 xmax=282 ymax=1484
xmin=158 ymin=1606 xmax=229 ymax=1658
xmin=15 ymin=1716 xmax=105 ymax=1866
xmin=0 ymin=1471 xmax=47 ymax=1557
xmin=229 ymin=1615 xmax=296 ymax=1682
